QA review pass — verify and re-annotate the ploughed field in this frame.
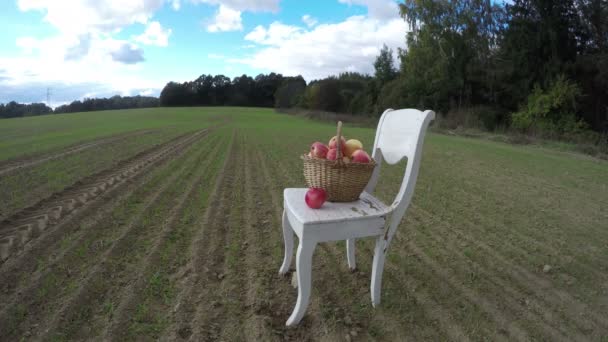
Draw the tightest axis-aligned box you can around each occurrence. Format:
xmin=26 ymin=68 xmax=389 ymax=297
xmin=0 ymin=107 xmax=607 ymax=341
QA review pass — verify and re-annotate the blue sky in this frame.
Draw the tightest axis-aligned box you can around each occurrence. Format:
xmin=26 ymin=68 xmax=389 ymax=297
xmin=0 ymin=0 xmax=407 ymax=106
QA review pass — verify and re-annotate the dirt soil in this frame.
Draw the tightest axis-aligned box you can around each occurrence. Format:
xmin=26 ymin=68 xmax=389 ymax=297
xmin=1 ymin=122 xmax=607 ymax=341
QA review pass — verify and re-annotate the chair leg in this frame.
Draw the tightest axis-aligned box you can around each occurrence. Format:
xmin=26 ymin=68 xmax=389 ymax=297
xmin=286 ymin=239 xmax=317 ymax=327
xmin=346 ymin=239 xmax=356 ymax=271
xmin=279 ymin=209 xmax=294 ymax=275
xmin=370 ymin=236 xmax=386 ymax=307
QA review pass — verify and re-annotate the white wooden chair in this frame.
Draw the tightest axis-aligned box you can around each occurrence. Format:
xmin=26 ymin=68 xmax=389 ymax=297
xmin=279 ymin=108 xmax=435 ymax=326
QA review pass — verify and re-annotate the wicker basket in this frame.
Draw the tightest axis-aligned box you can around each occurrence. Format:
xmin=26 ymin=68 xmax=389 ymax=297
xmin=301 ymin=121 xmax=376 ymax=202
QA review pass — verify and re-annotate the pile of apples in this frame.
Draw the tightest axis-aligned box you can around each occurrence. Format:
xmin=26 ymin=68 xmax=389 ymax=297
xmin=304 ymin=136 xmax=372 ymax=209
xmin=308 ymin=136 xmax=371 ymax=164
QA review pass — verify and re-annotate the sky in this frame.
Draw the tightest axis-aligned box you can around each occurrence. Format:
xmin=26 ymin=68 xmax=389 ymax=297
xmin=0 ymin=0 xmax=408 ymax=106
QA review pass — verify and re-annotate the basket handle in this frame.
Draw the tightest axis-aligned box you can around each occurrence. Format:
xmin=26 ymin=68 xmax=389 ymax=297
xmin=335 ymin=121 xmax=343 ymax=163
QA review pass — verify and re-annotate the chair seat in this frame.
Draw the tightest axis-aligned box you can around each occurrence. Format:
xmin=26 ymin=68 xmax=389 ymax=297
xmin=284 ymin=188 xmax=390 ymax=225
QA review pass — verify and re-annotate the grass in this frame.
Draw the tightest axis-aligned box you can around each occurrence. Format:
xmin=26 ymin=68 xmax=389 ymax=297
xmin=0 ymin=106 xmax=606 ymax=341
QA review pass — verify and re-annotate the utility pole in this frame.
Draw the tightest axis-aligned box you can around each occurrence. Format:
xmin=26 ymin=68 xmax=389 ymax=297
xmin=46 ymin=87 xmax=52 ymax=107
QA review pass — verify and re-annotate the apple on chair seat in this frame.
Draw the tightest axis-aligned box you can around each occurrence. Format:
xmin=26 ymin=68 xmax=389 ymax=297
xmin=305 ymin=188 xmax=326 ymax=209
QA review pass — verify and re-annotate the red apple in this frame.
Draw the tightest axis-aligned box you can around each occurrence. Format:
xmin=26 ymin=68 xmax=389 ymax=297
xmin=310 ymin=142 xmax=329 ymax=158
xmin=326 ymin=148 xmax=338 ymax=161
xmin=305 ymin=188 xmax=326 ymax=209
xmin=328 ymin=136 xmax=346 ymax=153
xmin=352 ymin=149 xmax=371 ymax=163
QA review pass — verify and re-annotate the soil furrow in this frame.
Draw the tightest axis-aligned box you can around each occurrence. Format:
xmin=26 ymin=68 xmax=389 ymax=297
xmin=32 ymin=134 xmax=214 ymax=341
xmin=0 ymin=129 xmax=155 ymax=176
xmin=437 ymin=179 xmax=608 ymax=278
xmin=382 ymin=260 xmax=474 ymax=342
xmin=99 ymin=133 xmax=225 ymax=341
xmin=406 ymin=208 xmax=600 ymax=339
xmin=407 ymin=230 xmax=582 ymax=341
xmin=413 ymin=204 xmax=608 ymax=333
xmin=237 ymin=144 xmax=282 ymax=341
xmin=161 ymin=129 xmax=236 ymax=341
xmin=419 ymin=164 xmax=608 ymax=272
xmin=0 ymin=130 xmax=210 ymax=305
xmin=399 ymin=239 xmax=532 ymax=341
xmin=190 ymin=131 xmax=246 ymax=341
xmin=0 ymin=129 xmax=208 ymax=263
xmin=352 ymin=226 xmax=532 ymax=341
xmin=431 ymin=140 xmax=607 ymax=209
xmin=0 ymin=131 xmax=210 ymax=340
xmin=40 ymin=133 xmax=222 ymax=341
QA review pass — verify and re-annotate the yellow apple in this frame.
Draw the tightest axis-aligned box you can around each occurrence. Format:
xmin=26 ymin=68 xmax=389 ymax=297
xmin=344 ymin=139 xmax=363 ymax=157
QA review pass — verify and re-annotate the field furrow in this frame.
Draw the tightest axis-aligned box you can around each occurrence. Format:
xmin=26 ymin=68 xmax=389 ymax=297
xmin=99 ymin=131 xmax=227 ymax=341
xmin=0 ymin=107 xmax=605 ymax=341
xmin=35 ymin=136 xmax=214 ymax=340
xmin=402 ymin=211 xmax=598 ymax=339
xmin=0 ymin=129 xmax=211 ymax=340
xmin=0 ymin=129 xmax=209 ymax=263
xmin=161 ymin=129 xmax=236 ymax=341
xmin=410 ymin=205 xmax=608 ymax=336
xmin=0 ymin=129 xmax=210 ymax=300
xmin=189 ymin=130 xmax=245 ymax=341
xmin=236 ymin=149 xmax=276 ymax=340
xmin=0 ymin=129 xmax=188 ymax=220
xmin=0 ymin=129 xmax=156 ymax=176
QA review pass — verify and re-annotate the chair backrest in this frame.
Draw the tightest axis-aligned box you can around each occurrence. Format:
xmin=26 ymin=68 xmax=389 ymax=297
xmin=364 ymin=108 xmax=435 ymax=247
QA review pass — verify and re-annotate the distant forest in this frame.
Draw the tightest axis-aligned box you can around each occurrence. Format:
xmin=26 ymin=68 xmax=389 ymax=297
xmin=0 ymin=95 xmax=159 ymax=119
xmin=2 ymin=0 xmax=607 ymax=145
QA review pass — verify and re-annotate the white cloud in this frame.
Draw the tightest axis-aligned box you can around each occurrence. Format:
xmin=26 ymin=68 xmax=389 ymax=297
xmin=110 ymin=43 xmax=145 ymax=64
xmin=5 ymin=0 xmax=174 ymax=104
xmin=171 ymin=0 xmax=181 ymax=10
xmin=338 ymin=0 xmax=399 ymax=19
xmin=15 ymin=37 xmax=41 ymax=54
xmin=301 ymin=14 xmax=318 ymax=28
xmin=135 ymin=21 xmax=172 ymax=46
xmin=236 ymin=15 xmax=408 ymax=80
xmin=196 ymin=0 xmax=280 ymax=33
xmin=245 ymin=22 xmax=303 ymax=45
xmin=206 ymin=5 xmax=243 ymax=32
xmin=17 ymin=0 xmax=165 ymax=34
xmin=192 ymin=0 xmax=279 ymax=12
xmin=64 ymin=34 xmax=93 ymax=60
xmin=0 ymin=32 xmax=161 ymax=105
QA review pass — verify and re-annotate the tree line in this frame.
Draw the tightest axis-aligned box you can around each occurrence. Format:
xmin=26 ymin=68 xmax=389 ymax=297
xmin=0 ymin=102 xmax=52 ymax=119
xmin=159 ymin=0 xmax=607 ymax=142
xmin=159 ymin=73 xmax=304 ymax=108
xmin=0 ymin=95 xmax=159 ymax=119
xmin=54 ymin=95 xmax=159 ymax=114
